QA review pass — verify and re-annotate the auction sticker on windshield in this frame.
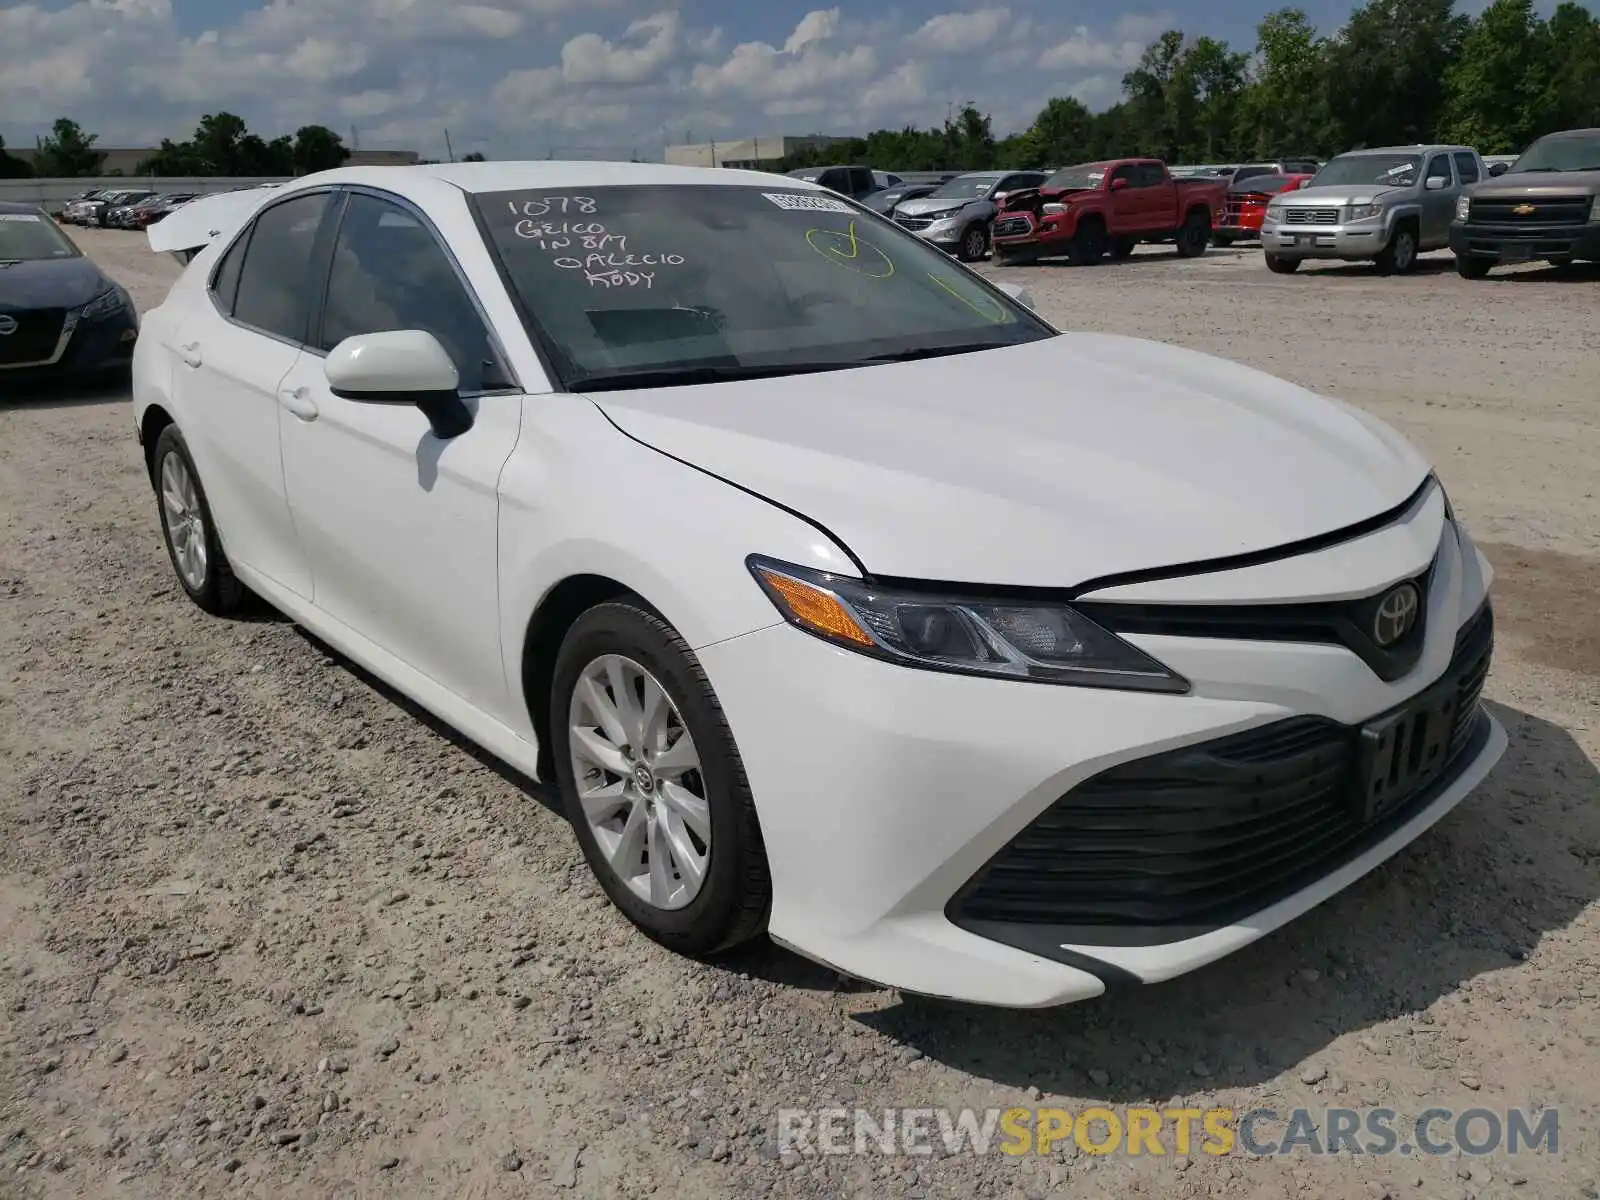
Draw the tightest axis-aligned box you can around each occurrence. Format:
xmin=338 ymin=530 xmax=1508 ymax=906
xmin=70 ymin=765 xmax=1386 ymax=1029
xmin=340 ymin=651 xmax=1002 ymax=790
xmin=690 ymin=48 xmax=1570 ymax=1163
xmin=762 ymin=192 xmax=854 ymax=213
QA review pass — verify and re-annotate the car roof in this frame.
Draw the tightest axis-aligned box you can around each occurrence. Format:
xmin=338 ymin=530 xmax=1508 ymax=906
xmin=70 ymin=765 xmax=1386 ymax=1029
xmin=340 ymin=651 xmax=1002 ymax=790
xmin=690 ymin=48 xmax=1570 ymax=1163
xmin=1340 ymin=144 xmax=1475 ymax=156
xmin=0 ymin=200 xmax=45 ymax=215
xmin=262 ymin=161 xmax=840 ymax=197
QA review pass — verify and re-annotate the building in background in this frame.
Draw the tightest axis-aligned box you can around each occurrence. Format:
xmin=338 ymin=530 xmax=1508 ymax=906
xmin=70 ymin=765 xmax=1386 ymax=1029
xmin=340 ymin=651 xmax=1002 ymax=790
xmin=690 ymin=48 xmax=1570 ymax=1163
xmin=665 ymin=134 xmax=852 ymax=170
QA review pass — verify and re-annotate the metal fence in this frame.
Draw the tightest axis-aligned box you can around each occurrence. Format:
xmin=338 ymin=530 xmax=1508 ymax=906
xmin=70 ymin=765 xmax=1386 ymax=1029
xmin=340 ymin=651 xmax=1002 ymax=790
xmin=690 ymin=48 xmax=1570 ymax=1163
xmin=0 ymin=177 xmax=292 ymax=215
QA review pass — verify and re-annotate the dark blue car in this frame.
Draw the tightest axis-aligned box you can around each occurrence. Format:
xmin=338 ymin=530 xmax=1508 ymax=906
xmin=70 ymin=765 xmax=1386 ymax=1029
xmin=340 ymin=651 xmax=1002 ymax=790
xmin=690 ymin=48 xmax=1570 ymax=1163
xmin=0 ymin=201 xmax=138 ymax=388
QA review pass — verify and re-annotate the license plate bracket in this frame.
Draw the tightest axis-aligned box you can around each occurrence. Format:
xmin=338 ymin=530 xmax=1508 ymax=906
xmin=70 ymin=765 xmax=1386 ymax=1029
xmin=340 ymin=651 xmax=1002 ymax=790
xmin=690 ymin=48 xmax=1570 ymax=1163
xmin=1356 ymin=680 xmax=1459 ymax=822
xmin=1499 ymin=245 xmax=1532 ymax=263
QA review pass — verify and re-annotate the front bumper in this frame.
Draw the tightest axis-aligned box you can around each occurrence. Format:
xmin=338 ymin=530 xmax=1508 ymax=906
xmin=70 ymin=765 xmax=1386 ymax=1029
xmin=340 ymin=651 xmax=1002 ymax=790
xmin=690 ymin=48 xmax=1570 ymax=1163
xmin=0 ymin=305 xmax=139 ymax=388
xmin=696 ymin=502 xmax=1502 ymax=1008
xmin=1449 ymin=220 xmax=1600 ymax=263
xmin=1261 ymin=217 xmax=1390 ymax=259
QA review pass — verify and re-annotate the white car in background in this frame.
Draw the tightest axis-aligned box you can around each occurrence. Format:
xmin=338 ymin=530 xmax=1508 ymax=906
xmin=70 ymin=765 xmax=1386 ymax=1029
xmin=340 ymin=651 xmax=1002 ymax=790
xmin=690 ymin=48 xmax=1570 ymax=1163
xmin=131 ymin=162 xmax=1504 ymax=1008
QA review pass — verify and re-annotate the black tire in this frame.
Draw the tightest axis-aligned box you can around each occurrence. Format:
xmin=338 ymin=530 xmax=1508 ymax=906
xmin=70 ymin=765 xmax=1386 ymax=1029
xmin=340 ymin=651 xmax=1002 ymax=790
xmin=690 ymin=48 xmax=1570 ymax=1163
xmin=550 ymin=600 xmax=771 ymax=958
xmin=1175 ymin=210 xmax=1210 ymax=258
xmin=993 ymin=249 xmax=1038 ymax=267
xmin=151 ymin=425 xmax=248 ymax=616
xmin=1265 ymin=254 xmax=1300 ymax=274
xmin=956 ymin=223 xmax=989 ymax=263
xmin=1069 ymin=220 xmax=1107 ymax=266
xmin=1213 ymin=233 xmax=1234 ymax=247
xmin=1455 ymin=255 xmax=1492 ymax=280
xmin=1110 ymin=237 xmax=1138 ymax=260
xmin=1375 ymin=222 xmax=1418 ymax=274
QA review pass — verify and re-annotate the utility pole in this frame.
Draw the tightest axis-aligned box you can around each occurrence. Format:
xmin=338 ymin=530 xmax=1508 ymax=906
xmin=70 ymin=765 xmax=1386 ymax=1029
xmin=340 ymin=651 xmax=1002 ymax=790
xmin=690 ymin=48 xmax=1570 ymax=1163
xmin=350 ymin=125 xmax=359 ymax=152
xmin=443 ymin=128 xmax=456 ymax=162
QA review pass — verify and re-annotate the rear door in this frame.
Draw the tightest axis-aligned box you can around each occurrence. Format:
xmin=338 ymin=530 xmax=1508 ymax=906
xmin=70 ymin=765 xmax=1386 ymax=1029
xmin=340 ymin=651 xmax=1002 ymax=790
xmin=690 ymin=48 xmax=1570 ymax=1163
xmin=169 ymin=190 xmax=334 ymax=599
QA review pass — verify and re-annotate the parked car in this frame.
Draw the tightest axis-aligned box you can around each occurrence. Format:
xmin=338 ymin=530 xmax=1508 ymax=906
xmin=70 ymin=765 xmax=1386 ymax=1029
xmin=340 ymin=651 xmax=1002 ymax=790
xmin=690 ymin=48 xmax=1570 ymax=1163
xmin=121 ymin=193 xmax=199 ymax=230
xmin=130 ymin=161 xmax=1504 ymax=1009
xmin=871 ymin=170 xmax=903 ymax=189
xmin=76 ymin=189 xmax=158 ymax=229
xmin=1229 ymin=160 xmax=1322 ymax=185
xmin=57 ymin=189 xmax=106 ymax=224
xmin=1259 ymin=144 xmax=1485 ymax=274
xmin=784 ymin=165 xmax=881 ymax=200
xmin=891 ymin=170 xmax=1051 ymax=261
xmin=0 ymin=201 xmax=139 ymax=384
xmin=991 ymin=158 xmax=1228 ymax=264
xmin=1214 ymin=173 xmax=1315 ymax=245
xmin=862 ymin=182 xmax=939 ymax=216
xmin=1449 ymin=128 xmax=1600 ymax=278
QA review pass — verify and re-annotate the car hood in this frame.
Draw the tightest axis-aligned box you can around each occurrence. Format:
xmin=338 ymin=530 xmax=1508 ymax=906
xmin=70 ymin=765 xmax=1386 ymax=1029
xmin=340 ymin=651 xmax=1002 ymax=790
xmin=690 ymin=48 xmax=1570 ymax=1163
xmin=0 ymin=257 xmax=112 ymax=310
xmin=589 ymin=334 xmax=1430 ymax=587
xmin=1467 ymin=172 xmax=1600 ymax=198
xmin=895 ymin=197 xmax=983 ymax=218
xmin=1279 ymin=184 xmax=1406 ymax=206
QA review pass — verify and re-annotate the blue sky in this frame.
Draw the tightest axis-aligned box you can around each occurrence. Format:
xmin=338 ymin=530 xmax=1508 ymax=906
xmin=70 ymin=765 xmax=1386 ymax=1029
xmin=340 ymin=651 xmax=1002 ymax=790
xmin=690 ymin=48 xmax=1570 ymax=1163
xmin=0 ymin=0 xmax=1493 ymax=161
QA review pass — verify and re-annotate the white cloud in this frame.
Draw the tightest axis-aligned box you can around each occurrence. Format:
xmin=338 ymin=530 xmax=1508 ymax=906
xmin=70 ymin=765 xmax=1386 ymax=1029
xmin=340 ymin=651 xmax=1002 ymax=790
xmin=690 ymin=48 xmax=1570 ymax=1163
xmin=0 ymin=2 xmax=1182 ymax=159
xmin=909 ymin=8 xmax=1010 ymax=55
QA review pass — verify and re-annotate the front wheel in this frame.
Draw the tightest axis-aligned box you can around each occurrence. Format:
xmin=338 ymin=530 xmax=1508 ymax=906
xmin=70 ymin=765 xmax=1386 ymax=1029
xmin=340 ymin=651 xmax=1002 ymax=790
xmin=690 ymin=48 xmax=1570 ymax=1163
xmin=1265 ymin=254 xmax=1300 ymax=274
xmin=1375 ymin=223 xmax=1419 ymax=274
xmin=551 ymin=601 xmax=771 ymax=957
xmin=152 ymin=426 xmax=247 ymax=615
xmin=1069 ymin=221 xmax=1107 ymax=266
xmin=1455 ymin=255 xmax=1492 ymax=280
xmin=1110 ymin=237 xmax=1137 ymax=260
xmin=993 ymin=249 xmax=1038 ymax=267
xmin=956 ymin=223 xmax=989 ymax=263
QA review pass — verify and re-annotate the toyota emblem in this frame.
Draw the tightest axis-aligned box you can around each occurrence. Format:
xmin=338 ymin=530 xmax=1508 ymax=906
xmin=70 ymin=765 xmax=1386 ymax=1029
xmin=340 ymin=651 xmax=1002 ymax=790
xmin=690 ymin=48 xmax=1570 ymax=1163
xmin=1372 ymin=583 xmax=1421 ymax=647
xmin=0 ymin=314 xmax=17 ymax=336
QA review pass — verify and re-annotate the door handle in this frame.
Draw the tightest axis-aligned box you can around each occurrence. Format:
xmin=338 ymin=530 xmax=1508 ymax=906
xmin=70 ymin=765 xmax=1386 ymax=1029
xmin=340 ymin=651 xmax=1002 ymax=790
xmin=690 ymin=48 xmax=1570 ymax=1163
xmin=177 ymin=341 xmax=202 ymax=368
xmin=278 ymin=385 xmax=319 ymax=421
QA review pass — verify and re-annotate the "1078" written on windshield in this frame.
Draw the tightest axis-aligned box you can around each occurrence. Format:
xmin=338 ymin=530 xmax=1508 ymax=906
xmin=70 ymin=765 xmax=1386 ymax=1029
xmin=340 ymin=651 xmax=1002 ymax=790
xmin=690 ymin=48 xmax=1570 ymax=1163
xmin=507 ymin=196 xmax=685 ymax=289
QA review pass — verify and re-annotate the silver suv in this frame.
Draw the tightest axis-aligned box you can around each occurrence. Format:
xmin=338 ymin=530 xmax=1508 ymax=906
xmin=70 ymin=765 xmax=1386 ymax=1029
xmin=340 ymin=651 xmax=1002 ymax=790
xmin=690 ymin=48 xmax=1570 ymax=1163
xmin=1259 ymin=144 xmax=1486 ymax=275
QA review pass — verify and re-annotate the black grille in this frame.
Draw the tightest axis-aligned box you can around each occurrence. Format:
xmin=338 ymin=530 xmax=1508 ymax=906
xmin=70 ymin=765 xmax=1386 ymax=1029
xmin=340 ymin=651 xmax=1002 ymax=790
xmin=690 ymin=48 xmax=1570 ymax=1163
xmin=894 ymin=215 xmax=935 ymax=231
xmin=1469 ymin=195 xmax=1590 ymax=229
xmin=949 ymin=603 xmax=1494 ymax=946
xmin=0 ymin=309 xmax=66 ymax=366
xmin=993 ymin=215 xmax=1031 ymax=237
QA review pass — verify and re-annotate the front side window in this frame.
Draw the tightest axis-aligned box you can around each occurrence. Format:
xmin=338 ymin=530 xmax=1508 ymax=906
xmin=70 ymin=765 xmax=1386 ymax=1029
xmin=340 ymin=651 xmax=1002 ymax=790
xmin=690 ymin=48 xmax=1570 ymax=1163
xmin=1425 ymin=155 xmax=1453 ymax=183
xmin=231 ymin=192 xmax=330 ymax=342
xmin=473 ymin=184 xmax=1053 ymax=391
xmin=1313 ymin=154 xmax=1421 ymax=187
xmin=318 ymin=193 xmax=506 ymax=392
xmin=0 ymin=210 xmax=81 ymax=261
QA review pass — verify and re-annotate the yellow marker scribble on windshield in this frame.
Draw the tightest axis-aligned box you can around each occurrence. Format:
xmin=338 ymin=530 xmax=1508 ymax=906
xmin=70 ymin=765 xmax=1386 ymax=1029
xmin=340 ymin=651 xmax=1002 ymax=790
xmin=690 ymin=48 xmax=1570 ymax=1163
xmin=806 ymin=221 xmax=895 ymax=278
xmin=926 ymin=272 xmax=1012 ymax=324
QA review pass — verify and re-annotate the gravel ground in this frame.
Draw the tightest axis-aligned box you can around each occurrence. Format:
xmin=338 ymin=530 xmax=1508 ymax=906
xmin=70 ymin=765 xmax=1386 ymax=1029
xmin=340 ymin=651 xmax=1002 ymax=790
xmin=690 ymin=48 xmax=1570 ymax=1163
xmin=2 ymin=230 xmax=1597 ymax=1200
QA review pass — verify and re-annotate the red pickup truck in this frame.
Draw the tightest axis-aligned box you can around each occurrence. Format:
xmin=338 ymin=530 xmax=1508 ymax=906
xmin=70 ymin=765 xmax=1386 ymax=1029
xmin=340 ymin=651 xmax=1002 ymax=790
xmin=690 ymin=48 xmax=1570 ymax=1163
xmin=990 ymin=158 xmax=1227 ymax=265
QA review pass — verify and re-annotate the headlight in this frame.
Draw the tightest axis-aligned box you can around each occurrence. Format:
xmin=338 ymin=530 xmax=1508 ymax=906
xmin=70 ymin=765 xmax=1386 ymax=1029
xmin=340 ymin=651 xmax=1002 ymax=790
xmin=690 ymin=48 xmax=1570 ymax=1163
xmin=746 ymin=556 xmax=1187 ymax=692
xmin=1455 ymin=195 xmax=1471 ymax=221
xmin=1347 ymin=203 xmax=1383 ymax=221
xmin=80 ymin=286 xmax=131 ymax=321
xmin=1264 ymin=201 xmax=1281 ymax=218
xmin=1041 ymin=202 xmax=1068 ymax=215
xmin=1590 ymin=195 xmax=1600 ymax=222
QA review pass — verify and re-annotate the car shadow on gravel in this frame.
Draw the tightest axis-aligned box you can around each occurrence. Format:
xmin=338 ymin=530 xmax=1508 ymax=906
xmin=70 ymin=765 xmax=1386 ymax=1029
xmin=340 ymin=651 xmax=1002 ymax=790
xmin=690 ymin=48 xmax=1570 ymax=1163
xmin=0 ymin=377 xmax=130 ymax=410
xmin=846 ymin=700 xmax=1599 ymax=1098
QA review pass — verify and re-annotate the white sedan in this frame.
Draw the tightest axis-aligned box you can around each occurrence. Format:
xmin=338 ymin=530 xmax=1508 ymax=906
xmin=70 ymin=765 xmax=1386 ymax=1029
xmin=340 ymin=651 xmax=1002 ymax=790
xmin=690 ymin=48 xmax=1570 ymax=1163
xmin=132 ymin=162 xmax=1505 ymax=1008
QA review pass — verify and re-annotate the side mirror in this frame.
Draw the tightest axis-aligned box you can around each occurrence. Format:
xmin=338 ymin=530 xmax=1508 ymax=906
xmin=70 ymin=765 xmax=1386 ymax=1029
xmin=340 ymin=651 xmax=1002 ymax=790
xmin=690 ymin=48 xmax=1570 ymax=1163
xmin=324 ymin=329 xmax=474 ymax=439
xmin=992 ymin=191 xmax=1009 ymax=203
xmin=1110 ymin=177 xmax=1129 ymax=191
xmin=1424 ymin=176 xmax=1448 ymax=190
xmin=994 ymin=281 xmax=1036 ymax=310
xmin=1488 ymin=162 xmax=1508 ymax=177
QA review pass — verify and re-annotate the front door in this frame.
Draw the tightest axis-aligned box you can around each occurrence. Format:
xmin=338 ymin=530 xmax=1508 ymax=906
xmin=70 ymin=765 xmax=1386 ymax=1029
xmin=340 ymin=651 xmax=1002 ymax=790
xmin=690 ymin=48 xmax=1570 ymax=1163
xmin=1420 ymin=154 xmax=1458 ymax=247
xmin=277 ymin=189 xmax=523 ymax=717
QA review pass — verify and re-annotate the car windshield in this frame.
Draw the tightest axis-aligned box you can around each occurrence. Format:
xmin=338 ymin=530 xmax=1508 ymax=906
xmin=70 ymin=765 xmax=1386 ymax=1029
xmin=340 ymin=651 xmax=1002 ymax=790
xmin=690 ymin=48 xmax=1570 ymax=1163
xmin=0 ymin=211 xmax=81 ymax=261
xmin=473 ymin=183 xmax=1053 ymax=391
xmin=1509 ymin=133 xmax=1600 ymax=172
xmin=863 ymin=190 xmax=909 ymax=213
xmin=1312 ymin=154 xmax=1421 ymax=187
xmin=787 ymin=169 xmax=824 ymax=181
xmin=928 ymin=175 xmax=1002 ymax=200
xmin=1230 ymin=174 xmax=1298 ymax=194
xmin=1044 ymin=163 xmax=1108 ymax=191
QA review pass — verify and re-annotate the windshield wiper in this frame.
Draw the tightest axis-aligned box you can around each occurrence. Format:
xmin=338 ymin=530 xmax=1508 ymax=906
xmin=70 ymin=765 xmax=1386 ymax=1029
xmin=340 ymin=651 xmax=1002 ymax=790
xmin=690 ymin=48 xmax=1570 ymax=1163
xmin=860 ymin=342 xmax=1010 ymax=363
xmin=568 ymin=361 xmax=863 ymax=392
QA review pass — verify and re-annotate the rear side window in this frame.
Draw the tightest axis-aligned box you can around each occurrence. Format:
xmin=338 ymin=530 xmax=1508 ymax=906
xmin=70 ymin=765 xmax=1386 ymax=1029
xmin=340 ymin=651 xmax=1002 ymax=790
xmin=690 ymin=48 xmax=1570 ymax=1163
xmin=231 ymin=192 xmax=330 ymax=343
xmin=210 ymin=233 xmax=248 ymax=314
xmin=1454 ymin=152 xmax=1480 ymax=183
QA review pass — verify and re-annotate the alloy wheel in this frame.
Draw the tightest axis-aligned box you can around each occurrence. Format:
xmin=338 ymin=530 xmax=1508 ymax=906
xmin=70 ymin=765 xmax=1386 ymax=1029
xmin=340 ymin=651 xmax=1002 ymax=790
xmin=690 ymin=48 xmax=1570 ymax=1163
xmin=159 ymin=451 xmax=209 ymax=591
xmin=567 ymin=653 xmax=710 ymax=910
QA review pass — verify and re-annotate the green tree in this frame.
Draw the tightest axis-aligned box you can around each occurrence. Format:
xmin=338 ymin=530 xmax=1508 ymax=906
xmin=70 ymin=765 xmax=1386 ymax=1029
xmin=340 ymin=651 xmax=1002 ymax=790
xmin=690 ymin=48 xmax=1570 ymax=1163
xmin=1441 ymin=0 xmax=1546 ymax=152
xmin=1323 ymin=0 xmax=1467 ymax=148
xmin=1529 ymin=2 xmax=1600 ymax=134
xmin=460 ymin=150 xmax=487 ymax=163
xmin=0 ymin=135 xmax=34 ymax=178
xmin=32 ymin=118 xmax=106 ymax=177
xmin=1182 ymin=36 xmax=1251 ymax=159
xmin=1121 ymin=30 xmax=1191 ymax=160
xmin=291 ymin=124 xmax=350 ymax=173
xmin=1009 ymin=97 xmax=1096 ymax=168
xmin=1235 ymin=9 xmax=1332 ymax=158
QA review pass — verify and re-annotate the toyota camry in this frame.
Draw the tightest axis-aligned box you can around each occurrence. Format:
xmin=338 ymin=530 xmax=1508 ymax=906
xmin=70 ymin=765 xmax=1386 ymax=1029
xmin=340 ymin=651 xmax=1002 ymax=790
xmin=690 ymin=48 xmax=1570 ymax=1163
xmin=130 ymin=162 xmax=1503 ymax=1008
